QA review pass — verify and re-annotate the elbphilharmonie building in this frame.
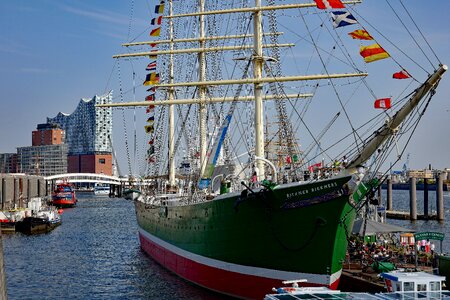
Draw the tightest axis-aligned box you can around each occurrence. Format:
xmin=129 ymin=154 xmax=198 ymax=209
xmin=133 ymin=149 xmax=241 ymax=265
xmin=47 ymin=91 xmax=114 ymax=175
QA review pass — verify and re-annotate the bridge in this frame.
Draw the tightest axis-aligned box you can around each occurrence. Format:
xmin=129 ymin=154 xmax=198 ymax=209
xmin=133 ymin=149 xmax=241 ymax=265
xmin=44 ymin=173 xmax=125 ymax=186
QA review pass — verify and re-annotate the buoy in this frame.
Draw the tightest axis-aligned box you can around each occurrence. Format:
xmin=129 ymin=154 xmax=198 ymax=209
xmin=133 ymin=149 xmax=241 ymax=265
xmin=58 ymin=209 xmax=64 ymax=214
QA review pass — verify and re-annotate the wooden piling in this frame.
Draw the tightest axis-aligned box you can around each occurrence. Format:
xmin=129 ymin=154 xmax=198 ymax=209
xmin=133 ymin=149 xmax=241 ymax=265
xmin=386 ymin=178 xmax=392 ymax=211
xmin=409 ymin=177 xmax=417 ymax=220
xmin=436 ymin=172 xmax=444 ymax=221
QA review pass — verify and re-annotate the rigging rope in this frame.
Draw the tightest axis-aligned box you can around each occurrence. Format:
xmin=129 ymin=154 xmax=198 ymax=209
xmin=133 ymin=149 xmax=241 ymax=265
xmin=347 ymin=6 xmax=429 ymax=75
xmin=398 ymin=0 xmax=442 ymax=66
xmin=116 ymin=59 xmax=133 ymax=176
xmin=384 ymin=0 xmax=435 ymax=70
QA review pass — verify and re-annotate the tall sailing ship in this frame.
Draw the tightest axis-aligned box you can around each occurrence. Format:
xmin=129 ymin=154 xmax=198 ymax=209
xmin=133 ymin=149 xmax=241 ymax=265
xmin=101 ymin=0 xmax=446 ymax=298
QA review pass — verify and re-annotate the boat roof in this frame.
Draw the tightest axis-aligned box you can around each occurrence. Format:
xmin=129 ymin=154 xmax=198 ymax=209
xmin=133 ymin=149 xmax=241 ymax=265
xmin=380 ymin=271 xmax=446 ymax=283
xmin=265 ymin=291 xmax=450 ymax=299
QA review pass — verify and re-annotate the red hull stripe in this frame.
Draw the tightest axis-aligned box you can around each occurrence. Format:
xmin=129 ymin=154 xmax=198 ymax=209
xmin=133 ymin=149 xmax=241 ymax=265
xmin=138 ymin=227 xmax=341 ymax=299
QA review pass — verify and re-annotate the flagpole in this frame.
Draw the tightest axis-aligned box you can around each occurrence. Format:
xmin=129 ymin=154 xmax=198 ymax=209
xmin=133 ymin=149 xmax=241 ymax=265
xmin=168 ymin=0 xmax=176 ymax=188
xmin=254 ymin=0 xmax=265 ymax=180
xmin=198 ymin=0 xmax=208 ymax=179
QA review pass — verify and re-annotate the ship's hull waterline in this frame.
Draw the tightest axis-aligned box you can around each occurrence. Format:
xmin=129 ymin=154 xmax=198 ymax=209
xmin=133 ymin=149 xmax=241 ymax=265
xmin=135 ymin=175 xmax=358 ymax=299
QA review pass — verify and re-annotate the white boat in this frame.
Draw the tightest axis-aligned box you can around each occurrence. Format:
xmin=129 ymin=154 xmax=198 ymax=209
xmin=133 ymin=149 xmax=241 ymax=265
xmin=93 ymin=185 xmax=110 ymax=196
xmin=380 ymin=270 xmax=446 ymax=293
xmin=265 ymin=271 xmax=450 ymax=299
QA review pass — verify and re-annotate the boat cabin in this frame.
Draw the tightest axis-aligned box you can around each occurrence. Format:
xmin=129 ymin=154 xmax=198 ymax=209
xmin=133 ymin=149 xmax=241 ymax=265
xmin=380 ymin=271 xmax=446 ymax=293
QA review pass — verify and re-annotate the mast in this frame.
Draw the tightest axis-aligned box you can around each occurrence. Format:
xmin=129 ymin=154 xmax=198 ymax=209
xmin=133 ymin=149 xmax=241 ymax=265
xmin=168 ymin=0 xmax=176 ymax=187
xmin=198 ymin=0 xmax=208 ymax=177
xmin=254 ymin=0 xmax=265 ymax=179
xmin=346 ymin=65 xmax=447 ymax=170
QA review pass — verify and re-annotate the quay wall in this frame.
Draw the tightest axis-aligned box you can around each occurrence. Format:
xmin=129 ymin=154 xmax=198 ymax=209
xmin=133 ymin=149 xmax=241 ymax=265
xmin=0 ymin=174 xmax=47 ymax=210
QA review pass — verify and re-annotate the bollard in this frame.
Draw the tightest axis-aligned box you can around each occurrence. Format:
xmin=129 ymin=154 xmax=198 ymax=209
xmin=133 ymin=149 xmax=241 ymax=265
xmin=409 ymin=177 xmax=417 ymax=220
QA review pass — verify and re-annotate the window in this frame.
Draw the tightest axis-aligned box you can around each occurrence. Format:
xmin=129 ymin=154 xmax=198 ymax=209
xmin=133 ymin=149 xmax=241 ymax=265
xmin=403 ymin=282 xmax=415 ymax=292
xmin=417 ymin=283 xmax=427 ymax=291
xmin=430 ymin=281 xmax=441 ymax=291
xmin=99 ymin=158 xmax=106 ymax=164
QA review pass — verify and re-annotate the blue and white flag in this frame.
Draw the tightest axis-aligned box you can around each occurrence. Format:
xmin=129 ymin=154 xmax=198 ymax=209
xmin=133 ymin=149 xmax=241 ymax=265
xmin=330 ymin=11 xmax=357 ymax=28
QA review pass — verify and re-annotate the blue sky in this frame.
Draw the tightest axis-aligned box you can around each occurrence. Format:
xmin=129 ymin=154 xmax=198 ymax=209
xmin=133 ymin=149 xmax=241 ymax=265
xmin=0 ymin=0 xmax=449 ymax=173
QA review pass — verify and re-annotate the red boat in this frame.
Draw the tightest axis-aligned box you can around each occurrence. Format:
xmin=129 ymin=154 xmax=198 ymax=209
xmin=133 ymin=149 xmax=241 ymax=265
xmin=52 ymin=183 xmax=77 ymax=208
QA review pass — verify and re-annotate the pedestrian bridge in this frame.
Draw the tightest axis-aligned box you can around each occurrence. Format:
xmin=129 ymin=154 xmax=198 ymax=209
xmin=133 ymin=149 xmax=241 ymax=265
xmin=44 ymin=173 xmax=125 ymax=185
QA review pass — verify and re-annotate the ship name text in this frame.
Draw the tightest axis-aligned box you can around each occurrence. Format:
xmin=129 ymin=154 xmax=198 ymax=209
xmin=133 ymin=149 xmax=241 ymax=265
xmin=286 ymin=182 xmax=338 ymax=199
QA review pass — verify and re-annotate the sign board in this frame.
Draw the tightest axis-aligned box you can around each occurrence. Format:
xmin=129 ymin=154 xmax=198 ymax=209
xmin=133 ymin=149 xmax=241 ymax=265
xmin=414 ymin=231 xmax=445 ymax=241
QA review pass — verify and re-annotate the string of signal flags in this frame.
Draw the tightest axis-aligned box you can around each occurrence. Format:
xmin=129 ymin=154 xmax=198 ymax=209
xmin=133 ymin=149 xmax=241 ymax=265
xmin=143 ymin=0 xmax=165 ymax=163
xmin=314 ymin=0 xmax=413 ymax=110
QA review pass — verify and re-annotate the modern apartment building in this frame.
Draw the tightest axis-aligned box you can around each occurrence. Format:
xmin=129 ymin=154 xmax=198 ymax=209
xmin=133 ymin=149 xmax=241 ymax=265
xmin=16 ymin=123 xmax=68 ymax=176
xmin=17 ymin=144 xmax=68 ymax=176
xmin=0 ymin=153 xmax=18 ymax=173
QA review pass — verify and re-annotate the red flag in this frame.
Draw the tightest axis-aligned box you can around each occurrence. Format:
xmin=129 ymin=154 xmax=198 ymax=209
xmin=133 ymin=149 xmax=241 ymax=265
xmin=146 ymin=104 xmax=155 ymax=113
xmin=393 ymin=70 xmax=411 ymax=79
xmin=314 ymin=0 xmax=344 ymax=9
xmin=145 ymin=94 xmax=155 ymax=101
xmin=374 ymin=98 xmax=391 ymax=109
xmin=286 ymin=156 xmax=292 ymax=164
xmin=308 ymin=162 xmax=322 ymax=172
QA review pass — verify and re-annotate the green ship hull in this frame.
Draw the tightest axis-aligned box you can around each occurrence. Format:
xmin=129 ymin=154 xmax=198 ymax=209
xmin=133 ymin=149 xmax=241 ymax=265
xmin=136 ymin=175 xmax=358 ymax=299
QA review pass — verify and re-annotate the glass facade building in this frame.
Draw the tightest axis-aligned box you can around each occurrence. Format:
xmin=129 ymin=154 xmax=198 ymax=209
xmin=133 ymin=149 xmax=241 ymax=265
xmin=47 ymin=91 xmax=113 ymax=155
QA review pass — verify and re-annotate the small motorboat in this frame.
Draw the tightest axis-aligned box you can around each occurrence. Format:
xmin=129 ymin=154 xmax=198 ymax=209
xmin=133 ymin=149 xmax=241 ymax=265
xmin=15 ymin=197 xmax=62 ymax=235
xmin=52 ymin=182 xmax=77 ymax=207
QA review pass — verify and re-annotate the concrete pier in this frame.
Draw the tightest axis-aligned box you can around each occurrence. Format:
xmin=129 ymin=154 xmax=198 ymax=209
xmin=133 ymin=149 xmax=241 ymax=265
xmin=0 ymin=174 xmax=46 ymax=210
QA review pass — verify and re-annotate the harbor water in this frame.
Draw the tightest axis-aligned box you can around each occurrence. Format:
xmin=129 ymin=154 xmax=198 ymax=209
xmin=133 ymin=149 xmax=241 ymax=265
xmin=2 ymin=190 xmax=450 ymax=299
xmin=2 ymin=194 xmax=231 ymax=299
xmin=386 ymin=189 xmax=450 ymax=252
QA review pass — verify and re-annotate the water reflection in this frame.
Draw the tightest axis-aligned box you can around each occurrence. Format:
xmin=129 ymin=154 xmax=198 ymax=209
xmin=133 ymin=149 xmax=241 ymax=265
xmin=3 ymin=194 xmax=232 ymax=299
